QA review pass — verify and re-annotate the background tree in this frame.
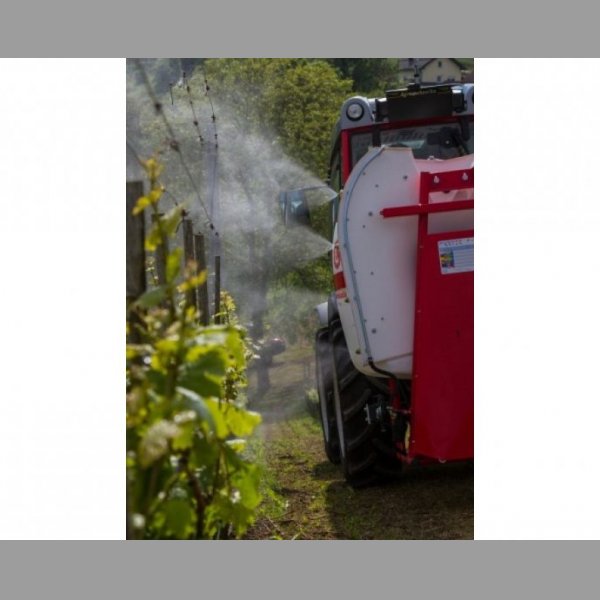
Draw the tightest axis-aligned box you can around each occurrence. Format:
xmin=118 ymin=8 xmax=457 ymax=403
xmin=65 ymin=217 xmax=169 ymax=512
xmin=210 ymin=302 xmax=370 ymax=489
xmin=323 ymin=58 xmax=401 ymax=96
xmin=200 ymin=59 xmax=352 ymax=349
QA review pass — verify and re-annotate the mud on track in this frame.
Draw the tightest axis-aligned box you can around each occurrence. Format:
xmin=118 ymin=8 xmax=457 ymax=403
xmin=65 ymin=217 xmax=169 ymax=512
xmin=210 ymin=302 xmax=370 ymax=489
xmin=244 ymin=345 xmax=473 ymax=540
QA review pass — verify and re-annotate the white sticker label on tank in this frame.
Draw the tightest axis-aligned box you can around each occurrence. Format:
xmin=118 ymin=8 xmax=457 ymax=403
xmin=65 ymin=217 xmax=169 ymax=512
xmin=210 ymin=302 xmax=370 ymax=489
xmin=438 ymin=237 xmax=474 ymax=275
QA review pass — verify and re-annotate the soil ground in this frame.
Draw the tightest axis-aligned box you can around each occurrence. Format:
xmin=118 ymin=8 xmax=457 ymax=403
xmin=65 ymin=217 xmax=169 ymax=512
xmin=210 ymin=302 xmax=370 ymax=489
xmin=244 ymin=344 xmax=473 ymax=540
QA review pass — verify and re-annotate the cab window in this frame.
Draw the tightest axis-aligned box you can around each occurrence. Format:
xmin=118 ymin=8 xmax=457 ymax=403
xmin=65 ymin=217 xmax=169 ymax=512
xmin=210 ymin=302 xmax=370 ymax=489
xmin=351 ymin=119 xmax=474 ymax=166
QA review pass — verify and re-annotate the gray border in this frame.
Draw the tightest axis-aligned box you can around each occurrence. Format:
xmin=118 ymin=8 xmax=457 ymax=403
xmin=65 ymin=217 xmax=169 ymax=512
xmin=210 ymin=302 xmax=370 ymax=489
xmin=2 ymin=541 xmax=600 ymax=596
xmin=1 ymin=2 xmax=600 ymax=56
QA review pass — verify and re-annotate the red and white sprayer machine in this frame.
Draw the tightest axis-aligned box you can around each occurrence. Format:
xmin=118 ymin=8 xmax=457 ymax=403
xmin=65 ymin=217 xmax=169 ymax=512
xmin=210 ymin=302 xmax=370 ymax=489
xmin=280 ymin=83 xmax=474 ymax=486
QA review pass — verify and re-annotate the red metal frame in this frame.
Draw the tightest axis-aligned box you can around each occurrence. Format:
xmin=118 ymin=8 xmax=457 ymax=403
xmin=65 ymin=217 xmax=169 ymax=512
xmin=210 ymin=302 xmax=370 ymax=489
xmin=381 ymin=167 xmax=474 ymax=461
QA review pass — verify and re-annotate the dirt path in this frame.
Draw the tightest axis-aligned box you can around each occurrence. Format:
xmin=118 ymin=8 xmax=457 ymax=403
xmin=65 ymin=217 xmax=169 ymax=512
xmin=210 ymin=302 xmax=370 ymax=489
xmin=244 ymin=345 xmax=473 ymax=540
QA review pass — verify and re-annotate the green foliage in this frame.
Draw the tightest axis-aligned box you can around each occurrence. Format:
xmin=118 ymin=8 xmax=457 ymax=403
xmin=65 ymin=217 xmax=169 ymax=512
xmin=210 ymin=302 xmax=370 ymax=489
xmin=323 ymin=58 xmax=401 ymax=97
xmin=267 ymin=255 xmax=332 ymax=344
xmin=262 ymin=61 xmax=353 ymax=179
xmin=127 ymin=159 xmax=261 ymax=539
xmin=214 ymin=291 xmax=255 ymax=406
xmin=204 ymin=58 xmax=352 ymax=180
xmin=456 ymin=58 xmax=474 ymax=70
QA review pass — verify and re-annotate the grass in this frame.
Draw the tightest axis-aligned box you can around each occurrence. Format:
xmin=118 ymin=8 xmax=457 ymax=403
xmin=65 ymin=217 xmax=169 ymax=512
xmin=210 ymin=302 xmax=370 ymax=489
xmin=244 ymin=343 xmax=474 ymax=540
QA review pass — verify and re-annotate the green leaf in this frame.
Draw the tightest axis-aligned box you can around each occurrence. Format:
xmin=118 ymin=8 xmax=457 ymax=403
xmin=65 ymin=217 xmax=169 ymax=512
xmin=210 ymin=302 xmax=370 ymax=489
xmin=179 ymin=348 xmax=228 ymax=398
xmin=223 ymin=328 xmax=246 ymax=367
xmin=188 ymin=328 xmax=246 ymax=369
xmin=190 ymin=434 xmax=219 ymax=471
xmin=205 ymin=399 xmax=228 ymax=439
xmin=231 ymin=462 xmax=262 ymax=510
xmin=146 ymin=369 xmax=167 ymax=395
xmin=149 ymin=189 xmax=162 ymax=204
xmin=172 ymin=411 xmax=196 ymax=450
xmin=166 ymin=248 xmax=182 ymax=283
xmin=181 ymin=367 xmax=223 ymax=399
xmin=164 ymin=498 xmax=195 ymax=538
xmin=155 ymin=338 xmax=179 ymax=355
xmin=133 ymin=195 xmax=152 ymax=215
xmin=172 ymin=425 xmax=194 ymax=451
xmin=135 ymin=286 xmax=167 ymax=309
xmin=178 ymin=270 xmax=207 ymax=292
xmin=176 ymin=387 xmax=216 ymax=433
xmin=143 ymin=157 xmax=163 ymax=180
xmin=224 ymin=405 xmax=262 ymax=438
xmin=185 ymin=342 xmax=224 ymax=364
xmin=202 ymin=457 xmax=261 ymax=538
xmin=202 ymin=503 xmax=224 ymax=539
xmin=163 ymin=205 xmax=185 ymax=238
xmin=145 ymin=222 xmax=163 ymax=252
xmin=145 ymin=206 xmax=183 ymax=252
xmin=229 ymin=502 xmax=257 ymax=536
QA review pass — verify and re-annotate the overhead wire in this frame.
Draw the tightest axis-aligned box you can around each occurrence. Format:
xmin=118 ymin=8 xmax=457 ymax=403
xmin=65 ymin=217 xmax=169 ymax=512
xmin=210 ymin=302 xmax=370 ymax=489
xmin=178 ymin=59 xmax=205 ymax=147
xmin=200 ymin=62 xmax=219 ymax=148
xmin=200 ymin=63 xmax=220 ymax=252
xmin=133 ymin=58 xmax=219 ymax=238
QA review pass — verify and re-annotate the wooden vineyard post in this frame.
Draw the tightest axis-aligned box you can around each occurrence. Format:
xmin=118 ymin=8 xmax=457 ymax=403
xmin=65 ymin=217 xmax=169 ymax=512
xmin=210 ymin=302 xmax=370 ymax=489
xmin=214 ymin=255 xmax=221 ymax=324
xmin=194 ymin=233 xmax=210 ymax=326
xmin=151 ymin=213 xmax=166 ymax=286
xmin=126 ymin=181 xmax=146 ymax=305
xmin=126 ymin=181 xmax=146 ymax=345
xmin=182 ymin=215 xmax=196 ymax=309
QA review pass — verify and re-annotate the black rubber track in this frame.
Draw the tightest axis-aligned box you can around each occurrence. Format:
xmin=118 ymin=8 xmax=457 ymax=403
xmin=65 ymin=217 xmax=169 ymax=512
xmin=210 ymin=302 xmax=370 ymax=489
xmin=315 ymin=328 xmax=341 ymax=464
xmin=330 ymin=319 xmax=403 ymax=487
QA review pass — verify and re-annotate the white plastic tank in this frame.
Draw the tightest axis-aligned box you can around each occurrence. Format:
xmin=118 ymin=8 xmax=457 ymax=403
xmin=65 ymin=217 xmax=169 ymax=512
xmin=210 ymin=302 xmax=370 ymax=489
xmin=336 ymin=147 xmax=474 ymax=378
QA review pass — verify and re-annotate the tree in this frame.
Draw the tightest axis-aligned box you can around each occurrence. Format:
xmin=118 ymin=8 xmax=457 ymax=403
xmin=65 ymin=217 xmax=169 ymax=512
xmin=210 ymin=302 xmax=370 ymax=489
xmin=262 ymin=60 xmax=353 ymax=179
xmin=199 ymin=59 xmax=351 ymax=350
xmin=323 ymin=58 xmax=401 ymax=96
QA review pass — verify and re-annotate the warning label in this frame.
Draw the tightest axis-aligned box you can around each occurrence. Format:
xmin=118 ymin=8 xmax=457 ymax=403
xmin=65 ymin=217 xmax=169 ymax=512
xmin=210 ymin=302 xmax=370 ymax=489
xmin=438 ymin=237 xmax=474 ymax=275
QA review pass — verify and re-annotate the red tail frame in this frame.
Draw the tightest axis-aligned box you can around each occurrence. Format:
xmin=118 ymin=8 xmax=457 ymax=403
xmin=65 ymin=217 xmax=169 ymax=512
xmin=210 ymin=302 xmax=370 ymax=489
xmin=381 ymin=167 xmax=474 ymax=461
